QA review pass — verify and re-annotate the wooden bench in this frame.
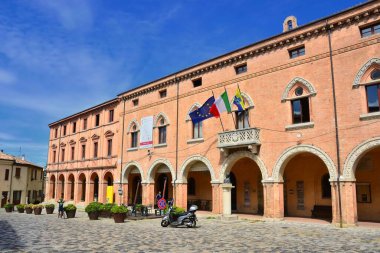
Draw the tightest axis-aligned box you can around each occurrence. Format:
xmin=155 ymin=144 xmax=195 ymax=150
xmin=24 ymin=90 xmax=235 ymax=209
xmin=311 ymin=205 xmax=332 ymax=219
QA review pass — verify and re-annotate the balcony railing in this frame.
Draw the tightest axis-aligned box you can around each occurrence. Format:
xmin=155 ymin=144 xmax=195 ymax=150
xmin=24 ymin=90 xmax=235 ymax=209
xmin=217 ymin=128 xmax=260 ymax=149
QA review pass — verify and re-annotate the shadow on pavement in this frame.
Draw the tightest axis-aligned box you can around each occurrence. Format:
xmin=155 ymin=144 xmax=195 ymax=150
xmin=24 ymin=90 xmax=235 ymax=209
xmin=0 ymin=220 xmax=25 ymax=250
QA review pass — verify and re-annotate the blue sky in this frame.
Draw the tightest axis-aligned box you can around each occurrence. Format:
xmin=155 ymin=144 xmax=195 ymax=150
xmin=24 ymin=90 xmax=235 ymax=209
xmin=0 ymin=0 xmax=364 ymax=166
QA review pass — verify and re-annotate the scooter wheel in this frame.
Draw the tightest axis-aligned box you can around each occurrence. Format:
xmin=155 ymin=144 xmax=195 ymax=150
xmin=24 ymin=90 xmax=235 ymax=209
xmin=161 ymin=220 xmax=169 ymax=227
xmin=186 ymin=220 xmax=196 ymax=228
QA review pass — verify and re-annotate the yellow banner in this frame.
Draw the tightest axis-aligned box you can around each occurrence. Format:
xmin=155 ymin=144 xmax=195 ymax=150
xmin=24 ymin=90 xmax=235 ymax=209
xmin=106 ymin=186 xmax=114 ymax=203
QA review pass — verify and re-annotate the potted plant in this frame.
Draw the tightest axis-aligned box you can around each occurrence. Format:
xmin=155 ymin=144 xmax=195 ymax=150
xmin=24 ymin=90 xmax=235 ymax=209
xmin=85 ymin=202 xmax=103 ymax=220
xmin=45 ymin=204 xmax=55 ymax=214
xmin=64 ymin=204 xmax=77 ymax=218
xmin=32 ymin=204 xmax=44 ymax=215
xmin=99 ymin=203 xmax=114 ymax=218
xmin=111 ymin=205 xmax=128 ymax=223
xmin=4 ymin=203 xmax=13 ymax=213
xmin=25 ymin=204 xmax=33 ymax=214
xmin=16 ymin=204 xmax=25 ymax=213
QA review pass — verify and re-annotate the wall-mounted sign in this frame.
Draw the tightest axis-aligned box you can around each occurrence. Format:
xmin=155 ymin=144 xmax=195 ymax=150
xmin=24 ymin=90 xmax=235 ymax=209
xmin=140 ymin=116 xmax=154 ymax=149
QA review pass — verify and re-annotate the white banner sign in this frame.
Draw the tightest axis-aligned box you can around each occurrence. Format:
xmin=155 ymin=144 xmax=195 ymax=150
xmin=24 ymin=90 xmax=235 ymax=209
xmin=140 ymin=116 xmax=154 ymax=149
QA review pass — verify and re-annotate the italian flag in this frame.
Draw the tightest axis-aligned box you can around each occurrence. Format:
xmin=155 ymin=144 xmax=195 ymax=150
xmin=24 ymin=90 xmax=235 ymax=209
xmin=210 ymin=91 xmax=232 ymax=118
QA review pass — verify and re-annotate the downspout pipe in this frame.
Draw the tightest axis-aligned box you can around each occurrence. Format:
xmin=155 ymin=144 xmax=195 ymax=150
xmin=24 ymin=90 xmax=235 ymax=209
xmin=326 ymin=20 xmax=343 ymax=228
xmin=9 ymin=161 xmax=15 ymax=204
xmin=174 ymin=75 xmax=179 ymax=206
xmin=119 ymin=97 xmax=127 ymax=205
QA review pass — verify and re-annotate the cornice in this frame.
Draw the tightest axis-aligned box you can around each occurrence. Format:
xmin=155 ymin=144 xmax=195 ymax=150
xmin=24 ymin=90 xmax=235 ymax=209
xmin=46 ymin=165 xmax=116 ymax=173
xmin=120 ymin=5 xmax=380 ymax=101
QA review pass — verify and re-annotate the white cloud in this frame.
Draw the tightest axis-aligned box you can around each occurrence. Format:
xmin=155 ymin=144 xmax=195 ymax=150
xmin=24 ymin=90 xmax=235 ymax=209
xmin=0 ymin=69 xmax=16 ymax=84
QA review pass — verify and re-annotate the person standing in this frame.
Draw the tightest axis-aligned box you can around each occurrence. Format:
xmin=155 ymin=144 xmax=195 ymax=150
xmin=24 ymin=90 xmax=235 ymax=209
xmin=57 ymin=197 xmax=64 ymax=218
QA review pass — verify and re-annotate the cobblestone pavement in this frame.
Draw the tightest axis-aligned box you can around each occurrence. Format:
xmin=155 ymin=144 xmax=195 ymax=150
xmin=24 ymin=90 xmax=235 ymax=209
xmin=1 ymin=209 xmax=380 ymax=253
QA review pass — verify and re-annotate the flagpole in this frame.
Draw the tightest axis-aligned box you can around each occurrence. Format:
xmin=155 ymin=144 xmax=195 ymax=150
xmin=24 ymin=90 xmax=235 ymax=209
xmin=236 ymin=83 xmax=251 ymax=128
xmin=224 ymin=86 xmax=236 ymax=129
xmin=211 ymin=90 xmax=225 ymax=132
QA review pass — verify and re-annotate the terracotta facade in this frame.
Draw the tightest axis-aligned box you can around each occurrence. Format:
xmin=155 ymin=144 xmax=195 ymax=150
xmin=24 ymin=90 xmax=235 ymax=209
xmin=46 ymin=1 xmax=380 ymax=225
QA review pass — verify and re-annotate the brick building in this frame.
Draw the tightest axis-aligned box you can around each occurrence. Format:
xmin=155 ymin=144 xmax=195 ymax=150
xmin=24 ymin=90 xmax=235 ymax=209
xmin=46 ymin=1 xmax=380 ymax=225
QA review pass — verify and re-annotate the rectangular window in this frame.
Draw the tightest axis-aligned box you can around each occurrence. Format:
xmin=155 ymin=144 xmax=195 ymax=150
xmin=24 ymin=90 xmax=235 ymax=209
xmin=235 ymin=110 xmax=249 ymax=129
xmin=15 ymin=167 xmax=21 ymax=178
xmin=289 ymin=46 xmax=305 ymax=59
xmin=107 ymin=139 xmax=112 ymax=156
xmin=63 ymin=125 xmax=67 ymax=136
xmin=133 ymin=99 xmax=139 ymax=107
xmin=53 ymin=150 xmax=56 ymax=163
xmin=54 ymin=128 xmax=58 ymax=138
xmin=291 ymin=97 xmax=310 ymax=124
xmin=71 ymin=146 xmax=75 ymax=161
xmin=192 ymin=78 xmax=202 ymax=88
xmin=360 ymin=22 xmax=380 ymax=38
xmin=34 ymin=169 xmax=37 ymax=181
xmin=158 ymin=126 xmax=167 ymax=144
xmin=73 ymin=122 xmax=76 ymax=133
xmin=5 ymin=169 xmax=9 ymax=181
xmin=109 ymin=109 xmax=114 ymax=123
xmin=95 ymin=114 xmax=100 ymax=127
xmin=31 ymin=169 xmax=34 ymax=181
xmin=159 ymin=89 xmax=167 ymax=98
xmin=366 ymin=84 xmax=380 ymax=113
xmin=13 ymin=191 xmax=22 ymax=205
xmin=193 ymin=122 xmax=203 ymax=139
xmin=83 ymin=118 xmax=88 ymax=130
xmin=235 ymin=63 xmax=247 ymax=75
xmin=61 ymin=148 xmax=65 ymax=162
xmin=81 ymin=145 xmax=86 ymax=160
xmin=131 ymin=132 xmax=138 ymax=148
xmin=94 ymin=142 xmax=98 ymax=158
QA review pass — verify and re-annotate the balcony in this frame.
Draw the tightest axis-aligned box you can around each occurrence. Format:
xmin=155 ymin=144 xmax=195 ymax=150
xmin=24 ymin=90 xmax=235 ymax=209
xmin=217 ymin=128 xmax=260 ymax=152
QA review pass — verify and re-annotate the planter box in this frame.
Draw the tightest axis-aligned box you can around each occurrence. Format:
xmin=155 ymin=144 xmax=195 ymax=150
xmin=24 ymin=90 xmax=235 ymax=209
xmin=100 ymin=210 xmax=111 ymax=218
xmin=46 ymin=207 xmax=54 ymax=214
xmin=5 ymin=207 xmax=13 ymax=213
xmin=65 ymin=210 xmax=76 ymax=218
xmin=34 ymin=208 xmax=42 ymax=215
xmin=113 ymin=213 xmax=126 ymax=223
xmin=88 ymin=212 xmax=99 ymax=220
xmin=17 ymin=209 xmax=25 ymax=213
xmin=25 ymin=208 xmax=33 ymax=214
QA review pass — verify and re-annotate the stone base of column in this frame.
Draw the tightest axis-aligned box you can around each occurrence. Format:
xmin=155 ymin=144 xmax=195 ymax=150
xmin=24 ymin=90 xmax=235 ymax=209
xmin=219 ymin=214 xmax=238 ymax=221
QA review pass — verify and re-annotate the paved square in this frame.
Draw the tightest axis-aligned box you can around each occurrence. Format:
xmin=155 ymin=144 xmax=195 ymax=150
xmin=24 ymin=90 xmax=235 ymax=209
xmin=1 ymin=210 xmax=380 ymax=252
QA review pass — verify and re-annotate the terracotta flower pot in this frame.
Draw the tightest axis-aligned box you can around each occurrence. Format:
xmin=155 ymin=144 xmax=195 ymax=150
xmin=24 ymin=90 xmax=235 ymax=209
xmin=25 ymin=208 xmax=33 ymax=214
xmin=5 ymin=207 xmax=13 ymax=213
xmin=113 ymin=213 xmax=126 ymax=223
xmin=34 ymin=208 xmax=42 ymax=215
xmin=46 ymin=207 xmax=54 ymax=214
xmin=100 ymin=210 xmax=111 ymax=218
xmin=65 ymin=210 xmax=76 ymax=218
xmin=17 ymin=208 xmax=25 ymax=213
xmin=88 ymin=212 xmax=99 ymax=220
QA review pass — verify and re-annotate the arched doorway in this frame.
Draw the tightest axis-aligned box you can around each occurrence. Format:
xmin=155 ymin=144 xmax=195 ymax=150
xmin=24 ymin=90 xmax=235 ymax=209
xmin=90 ymin=173 xmax=99 ymax=202
xmin=129 ymin=175 xmax=142 ymax=205
xmin=283 ymin=153 xmax=332 ymax=220
xmin=103 ymin=172 xmax=114 ymax=203
xmin=354 ymin=146 xmax=380 ymax=222
xmin=50 ymin=175 xmax=56 ymax=199
xmin=78 ymin=173 xmax=86 ymax=202
xmin=57 ymin=174 xmax=65 ymax=199
xmin=68 ymin=174 xmax=75 ymax=200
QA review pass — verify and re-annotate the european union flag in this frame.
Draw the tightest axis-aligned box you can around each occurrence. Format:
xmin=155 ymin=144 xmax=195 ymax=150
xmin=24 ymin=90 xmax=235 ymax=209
xmin=189 ymin=96 xmax=215 ymax=124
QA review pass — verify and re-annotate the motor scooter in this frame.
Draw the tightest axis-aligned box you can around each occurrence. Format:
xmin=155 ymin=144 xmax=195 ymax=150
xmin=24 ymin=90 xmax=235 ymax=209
xmin=161 ymin=202 xmax=198 ymax=228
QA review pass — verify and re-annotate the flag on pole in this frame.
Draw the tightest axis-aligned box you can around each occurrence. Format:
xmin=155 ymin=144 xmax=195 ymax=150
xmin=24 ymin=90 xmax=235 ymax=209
xmin=233 ymin=87 xmax=245 ymax=111
xmin=189 ymin=96 xmax=215 ymax=124
xmin=209 ymin=91 xmax=231 ymax=118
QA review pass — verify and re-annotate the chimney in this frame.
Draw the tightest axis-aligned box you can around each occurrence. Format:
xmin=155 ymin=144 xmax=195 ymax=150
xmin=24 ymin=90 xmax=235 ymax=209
xmin=21 ymin=154 xmax=25 ymax=160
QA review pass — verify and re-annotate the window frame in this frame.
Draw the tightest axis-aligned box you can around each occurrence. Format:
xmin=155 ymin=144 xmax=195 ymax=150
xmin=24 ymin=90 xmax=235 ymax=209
xmin=291 ymin=97 xmax=310 ymax=124
xmin=93 ymin=142 xmax=98 ymax=158
xmin=192 ymin=78 xmax=202 ymax=88
xmin=365 ymin=83 xmax=380 ymax=113
xmin=15 ymin=167 xmax=21 ymax=179
xmin=53 ymin=150 xmax=56 ymax=163
xmin=192 ymin=121 xmax=203 ymax=139
xmin=83 ymin=118 xmax=88 ymax=130
xmin=234 ymin=63 xmax=247 ymax=75
xmin=61 ymin=148 xmax=65 ymax=162
xmin=235 ymin=110 xmax=250 ymax=130
xmin=109 ymin=109 xmax=114 ymax=123
xmin=63 ymin=125 xmax=67 ymax=136
xmin=159 ymin=89 xmax=167 ymax=98
xmin=71 ymin=146 xmax=75 ymax=161
xmin=107 ymin=139 xmax=112 ymax=157
xmin=81 ymin=144 xmax=86 ymax=160
xmin=95 ymin=114 xmax=100 ymax=127
xmin=360 ymin=22 xmax=380 ymax=38
xmin=73 ymin=122 xmax=76 ymax=133
xmin=5 ymin=169 xmax=9 ymax=181
xmin=288 ymin=46 xmax=305 ymax=59
xmin=132 ymin=99 xmax=139 ymax=107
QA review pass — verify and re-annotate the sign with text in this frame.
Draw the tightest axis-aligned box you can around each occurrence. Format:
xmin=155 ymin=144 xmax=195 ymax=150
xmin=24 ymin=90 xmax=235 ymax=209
xmin=140 ymin=116 xmax=154 ymax=149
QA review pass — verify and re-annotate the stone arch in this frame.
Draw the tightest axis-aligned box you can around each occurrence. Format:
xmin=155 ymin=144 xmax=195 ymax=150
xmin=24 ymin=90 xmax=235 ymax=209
xmin=178 ymin=155 xmax=217 ymax=183
xmin=220 ymin=151 xmax=269 ymax=182
xmin=186 ymin=103 xmax=201 ymax=121
xmin=122 ymin=161 xmax=145 ymax=183
xmin=353 ymin=58 xmax=380 ymax=88
xmin=146 ymin=158 xmax=175 ymax=183
xmin=272 ymin=144 xmax=337 ymax=182
xmin=343 ymin=137 xmax=380 ymax=181
xmin=281 ymin=77 xmax=317 ymax=102
xmin=229 ymin=92 xmax=255 ymax=109
xmin=283 ymin=16 xmax=298 ymax=32
xmin=127 ymin=119 xmax=140 ymax=133
xmin=154 ymin=112 xmax=170 ymax=127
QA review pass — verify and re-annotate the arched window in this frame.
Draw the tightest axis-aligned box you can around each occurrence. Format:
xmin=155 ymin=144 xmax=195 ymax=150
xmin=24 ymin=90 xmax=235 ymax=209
xmin=366 ymin=69 xmax=380 ymax=113
xmin=158 ymin=117 xmax=167 ymax=144
xmin=188 ymin=177 xmax=196 ymax=195
xmin=370 ymin=69 xmax=380 ymax=80
xmin=131 ymin=124 xmax=138 ymax=148
xmin=287 ymin=20 xmax=293 ymax=30
xmin=321 ymin=173 xmax=331 ymax=199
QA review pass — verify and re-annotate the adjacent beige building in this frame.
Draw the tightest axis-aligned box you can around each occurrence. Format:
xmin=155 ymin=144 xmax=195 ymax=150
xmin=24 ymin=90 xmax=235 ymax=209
xmin=0 ymin=151 xmax=44 ymax=207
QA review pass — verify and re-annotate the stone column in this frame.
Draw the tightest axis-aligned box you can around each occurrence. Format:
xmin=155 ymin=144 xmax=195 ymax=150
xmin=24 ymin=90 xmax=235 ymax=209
xmin=332 ymin=181 xmax=357 ymax=226
xmin=211 ymin=183 xmax=221 ymax=214
xmin=222 ymin=183 xmax=234 ymax=216
xmin=263 ymin=181 xmax=284 ymax=219
xmin=73 ymin=180 xmax=80 ymax=203
xmin=142 ymin=183 xmax=155 ymax=206
xmin=174 ymin=183 xmax=187 ymax=209
xmin=98 ymin=179 xmax=105 ymax=203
